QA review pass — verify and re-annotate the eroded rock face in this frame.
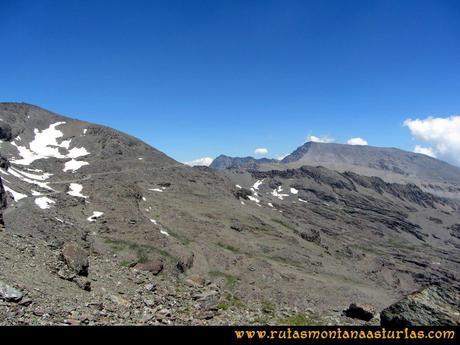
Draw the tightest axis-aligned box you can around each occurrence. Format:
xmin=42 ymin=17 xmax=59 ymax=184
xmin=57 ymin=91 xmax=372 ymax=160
xmin=380 ymin=285 xmax=460 ymax=326
xmin=62 ymin=242 xmax=89 ymax=277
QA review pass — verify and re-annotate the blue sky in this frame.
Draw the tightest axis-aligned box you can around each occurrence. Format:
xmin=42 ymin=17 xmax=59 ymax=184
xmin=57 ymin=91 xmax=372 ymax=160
xmin=1 ymin=0 xmax=459 ymax=165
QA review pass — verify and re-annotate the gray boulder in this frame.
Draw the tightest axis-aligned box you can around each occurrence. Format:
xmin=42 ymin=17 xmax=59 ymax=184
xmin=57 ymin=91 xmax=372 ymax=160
xmin=0 ymin=281 xmax=23 ymax=302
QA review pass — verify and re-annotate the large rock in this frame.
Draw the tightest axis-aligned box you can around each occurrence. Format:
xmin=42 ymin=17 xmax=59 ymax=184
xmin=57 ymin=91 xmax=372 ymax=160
xmin=134 ymin=259 xmax=164 ymax=275
xmin=62 ymin=241 xmax=89 ymax=276
xmin=380 ymin=285 xmax=460 ymax=326
xmin=176 ymin=253 xmax=194 ymax=273
xmin=0 ymin=281 xmax=23 ymax=302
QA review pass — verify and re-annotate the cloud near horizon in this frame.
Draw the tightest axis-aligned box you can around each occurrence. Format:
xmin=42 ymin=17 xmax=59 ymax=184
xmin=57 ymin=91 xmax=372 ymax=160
xmin=184 ymin=156 xmax=214 ymax=166
xmin=346 ymin=137 xmax=368 ymax=146
xmin=254 ymin=148 xmax=268 ymax=155
xmin=413 ymin=145 xmax=436 ymax=158
xmin=306 ymin=135 xmax=335 ymax=143
xmin=404 ymin=115 xmax=460 ymax=165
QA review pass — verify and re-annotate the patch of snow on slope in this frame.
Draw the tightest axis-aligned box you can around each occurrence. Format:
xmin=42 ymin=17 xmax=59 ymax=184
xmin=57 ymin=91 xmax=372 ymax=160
xmin=247 ymin=195 xmax=260 ymax=203
xmin=271 ymin=186 xmax=289 ymax=200
xmin=150 ymin=219 xmax=157 ymax=224
xmin=7 ymin=167 xmax=54 ymax=190
xmin=290 ymin=188 xmax=298 ymax=194
xmin=160 ymin=229 xmax=170 ymax=236
xmin=87 ymin=211 xmax=104 ymax=222
xmin=4 ymin=185 xmax=27 ymax=201
xmin=9 ymin=167 xmax=52 ymax=181
xmin=235 ymin=184 xmax=242 ymax=189
xmin=149 ymin=188 xmax=163 ymax=192
xmin=68 ymin=183 xmax=88 ymax=198
xmin=253 ymin=180 xmax=264 ymax=190
xmin=63 ymin=159 xmax=89 ymax=172
xmin=10 ymin=122 xmax=90 ymax=166
xmin=35 ymin=197 xmax=55 ymax=209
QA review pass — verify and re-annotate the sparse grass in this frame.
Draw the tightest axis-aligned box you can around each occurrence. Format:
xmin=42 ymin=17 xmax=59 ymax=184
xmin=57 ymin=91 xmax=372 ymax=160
xmin=217 ymin=293 xmax=246 ymax=311
xmin=164 ymin=228 xmax=191 ymax=245
xmin=276 ymin=313 xmax=321 ymax=326
xmin=217 ymin=241 xmax=240 ymax=253
xmin=271 ymin=218 xmax=297 ymax=231
xmin=386 ymin=238 xmax=416 ymax=251
xmin=261 ymin=300 xmax=276 ymax=315
xmin=209 ymin=270 xmax=239 ymax=290
xmin=268 ymin=255 xmax=303 ymax=268
xmin=104 ymin=237 xmax=173 ymax=265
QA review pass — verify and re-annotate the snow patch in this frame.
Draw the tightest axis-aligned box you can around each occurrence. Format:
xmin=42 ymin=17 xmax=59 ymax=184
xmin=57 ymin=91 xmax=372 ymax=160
xmin=247 ymin=195 xmax=260 ymax=203
xmin=63 ymin=159 xmax=89 ymax=172
xmin=298 ymin=198 xmax=308 ymax=203
xmin=235 ymin=184 xmax=242 ymax=189
xmin=4 ymin=185 xmax=27 ymax=201
xmin=290 ymin=188 xmax=298 ymax=194
xmin=10 ymin=122 xmax=90 ymax=166
xmin=87 ymin=211 xmax=104 ymax=222
xmin=149 ymin=188 xmax=163 ymax=192
xmin=68 ymin=183 xmax=88 ymax=198
xmin=271 ymin=186 xmax=289 ymax=200
xmin=160 ymin=229 xmax=170 ymax=237
xmin=253 ymin=179 xmax=264 ymax=190
xmin=35 ymin=197 xmax=55 ymax=209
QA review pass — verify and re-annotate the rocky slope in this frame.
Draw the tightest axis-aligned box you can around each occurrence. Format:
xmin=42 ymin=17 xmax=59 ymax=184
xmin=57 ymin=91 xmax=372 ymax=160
xmin=0 ymin=102 xmax=459 ymax=325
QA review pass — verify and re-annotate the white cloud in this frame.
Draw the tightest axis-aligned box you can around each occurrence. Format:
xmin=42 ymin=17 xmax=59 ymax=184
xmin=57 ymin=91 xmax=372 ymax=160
xmin=404 ymin=115 xmax=460 ymax=164
xmin=307 ymin=135 xmax=335 ymax=143
xmin=414 ymin=145 xmax=436 ymax=158
xmin=254 ymin=148 xmax=268 ymax=155
xmin=184 ymin=157 xmax=214 ymax=166
xmin=347 ymin=137 xmax=368 ymax=146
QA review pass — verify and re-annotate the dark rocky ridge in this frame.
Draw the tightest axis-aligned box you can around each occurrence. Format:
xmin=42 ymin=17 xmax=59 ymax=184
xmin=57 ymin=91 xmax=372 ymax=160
xmin=210 ymin=155 xmax=279 ymax=171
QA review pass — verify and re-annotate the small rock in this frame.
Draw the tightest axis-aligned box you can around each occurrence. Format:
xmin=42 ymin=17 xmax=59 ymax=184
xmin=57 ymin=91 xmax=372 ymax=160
xmin=74 ymin=276 xmax=91 ymax=291
xmin=144 ymin=283 xmax=156 ymax=292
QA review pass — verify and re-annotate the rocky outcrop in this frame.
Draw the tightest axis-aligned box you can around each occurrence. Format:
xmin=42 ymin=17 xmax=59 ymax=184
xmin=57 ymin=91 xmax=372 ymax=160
xmin=0 ymin=123 xmax=13 ymax=141
xmin=380 ymin=285 xmax=460 ymax=326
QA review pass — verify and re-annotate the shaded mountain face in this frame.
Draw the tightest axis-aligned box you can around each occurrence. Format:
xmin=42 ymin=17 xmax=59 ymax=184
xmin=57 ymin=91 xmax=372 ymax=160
xmin=210 ymin=155 xmax=279 ymax=171
xmin=0 ymin=102 xmax=459 ymax=326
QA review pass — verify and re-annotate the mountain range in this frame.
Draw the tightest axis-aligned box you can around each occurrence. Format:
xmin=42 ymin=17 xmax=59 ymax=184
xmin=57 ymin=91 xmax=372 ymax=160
xmin=0 ymin=102 xmax=458 ymax=325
